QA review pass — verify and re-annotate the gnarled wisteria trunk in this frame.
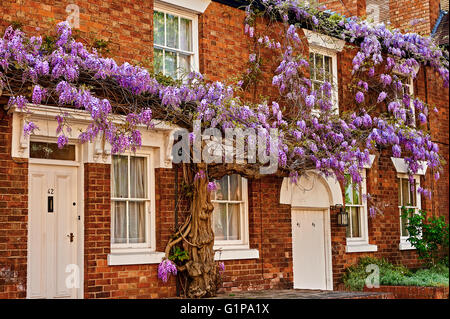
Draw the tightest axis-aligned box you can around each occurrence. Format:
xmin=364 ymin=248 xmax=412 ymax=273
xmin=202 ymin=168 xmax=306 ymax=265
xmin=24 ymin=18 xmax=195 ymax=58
xmin=164 ymin=164 xmax=220 ymax=298
xmin=184 ymin=173 xmax=219 ymax=297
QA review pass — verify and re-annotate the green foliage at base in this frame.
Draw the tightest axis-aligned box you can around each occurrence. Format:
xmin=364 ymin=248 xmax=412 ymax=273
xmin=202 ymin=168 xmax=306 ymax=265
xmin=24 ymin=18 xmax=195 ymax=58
xmin=342 ymin=257 xmax=449 ymax=291
xmin=169 ymin=245 xmax=189 ymax=265
xmin=402 ymin=207 xmax=449 ymax=266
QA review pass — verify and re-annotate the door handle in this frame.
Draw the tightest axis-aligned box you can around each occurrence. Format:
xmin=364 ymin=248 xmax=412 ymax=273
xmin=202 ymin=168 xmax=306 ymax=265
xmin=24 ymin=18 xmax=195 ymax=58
xmin=67 ymin=233 xmax=74 ymax=242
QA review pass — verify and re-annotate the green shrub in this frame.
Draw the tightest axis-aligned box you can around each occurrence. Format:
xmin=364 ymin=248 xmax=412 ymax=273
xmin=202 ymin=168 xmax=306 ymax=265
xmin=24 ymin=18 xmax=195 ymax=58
xmin=342 ymin=257 xmax=449 ymax=291
xmin=402 ymin=207 xmax=449 ymax=266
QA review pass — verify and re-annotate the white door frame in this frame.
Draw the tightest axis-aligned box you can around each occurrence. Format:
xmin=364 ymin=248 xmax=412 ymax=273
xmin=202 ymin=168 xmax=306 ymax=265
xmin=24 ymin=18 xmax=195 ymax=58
xmin=280 ymin=171 xmax=342 ymax=291
xmin=27 ymin=141 xmax=84 ymax=299
xmin=291 ymin=206 xmax=333 ymax=290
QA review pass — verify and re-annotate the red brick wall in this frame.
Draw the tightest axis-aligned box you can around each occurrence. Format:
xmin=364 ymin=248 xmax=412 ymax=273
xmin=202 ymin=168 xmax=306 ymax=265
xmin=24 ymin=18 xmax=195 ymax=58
xmin=83 ymin=164 xmax=177 ymax=299
xmin=415 ymin=67 xmax=449 ymax=222
xmin=199 ymin=1 xmax=285 ymax=101
xmin=389 ymin=0 xmax=441 ymax=35
xmin=219 ymin=177 xmax=293 ymax=293
xmin=0 ymin=112 xmax=28 ymax=299
xmin=199 ymin=2 xmax=248 ymax=82
xmin=317 ymin=0 xmax=366 ymax=17
xmin=364 ymin=285 xmax=449 ymax=299
xmin=0 ymin=0 xmax=153 ymax=65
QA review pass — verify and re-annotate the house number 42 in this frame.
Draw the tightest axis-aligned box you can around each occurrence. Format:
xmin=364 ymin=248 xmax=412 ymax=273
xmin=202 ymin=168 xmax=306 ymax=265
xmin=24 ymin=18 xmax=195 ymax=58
xmin=48 ymin=189 xmax=54 ymax=194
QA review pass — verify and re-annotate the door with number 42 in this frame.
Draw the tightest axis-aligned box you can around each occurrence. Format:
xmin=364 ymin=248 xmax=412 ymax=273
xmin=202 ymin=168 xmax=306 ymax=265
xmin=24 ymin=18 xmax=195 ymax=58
xmin=28 ymin=164 xmax=79 ymax=299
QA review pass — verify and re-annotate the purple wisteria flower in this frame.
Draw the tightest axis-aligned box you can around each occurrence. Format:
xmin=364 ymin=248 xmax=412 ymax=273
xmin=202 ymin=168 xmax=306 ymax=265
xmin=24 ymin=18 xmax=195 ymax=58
xmin=355 ymin=91 xmax=364 ymax=104
xmin=158 ymin=259 xmax=177 ymax=283
xmin=207 ymin=182 xmax=217 ymax=192
xmin=32 ymin=85 xmax=47 ymax=104
xmin=377 ymin=92 xmax=387 ymax=103
xmin=194 ymin=170 xmax=206 ymax=181
xmin=8 ymin=96 xmax=28 ymax=110
xmin=380 ymin=74 xmax=392 ymax=86
xmin=369 ymin=207 xmax=376 ymax=218
xmin=418 ymin=113 xmax=427 ymax=123
xmin=219 ymin=262 xmax=225 ymax=275
xmin=57 ymin=134 xmax=69 ymax=149
xmin=392 ymin=144 xmax=402 ymax=158
xmin=23 ymin=121 xmax=38 ymax=137
xmin=249 ymin=27 xmax=254 ymax=38
xmin=305 ymin=95 xmax=315 ymax=108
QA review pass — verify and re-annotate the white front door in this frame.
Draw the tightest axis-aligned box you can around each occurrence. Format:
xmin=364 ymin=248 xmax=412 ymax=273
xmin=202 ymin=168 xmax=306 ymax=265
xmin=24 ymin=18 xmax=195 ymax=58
xmin=28 ymin=164 xmax=78 ymax=299
xmin=291 ymin=209 xmax=331 ymax=290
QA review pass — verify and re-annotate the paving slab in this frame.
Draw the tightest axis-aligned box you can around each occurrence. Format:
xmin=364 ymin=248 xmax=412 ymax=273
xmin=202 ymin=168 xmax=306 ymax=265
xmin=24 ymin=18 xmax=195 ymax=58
xmin=212 ymin=289 xmax=392 ymax=299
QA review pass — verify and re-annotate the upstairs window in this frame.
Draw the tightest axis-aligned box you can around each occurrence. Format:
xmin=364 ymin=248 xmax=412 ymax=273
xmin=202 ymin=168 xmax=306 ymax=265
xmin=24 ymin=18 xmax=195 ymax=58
xmin=393 ymin=72 xmax=415 ymax=125
xmin=309 ymin=48 xmax=339 ymax=112
xmin=153 ymin=5 xmax=199 ymax=79
xmin=309 ymin=52 xmax=332 ymax=93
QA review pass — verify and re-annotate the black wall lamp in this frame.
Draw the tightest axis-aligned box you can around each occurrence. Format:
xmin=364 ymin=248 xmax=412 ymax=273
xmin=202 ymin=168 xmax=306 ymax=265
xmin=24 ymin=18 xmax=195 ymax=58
xmin=332 ymin=204 xmax=348 ymax=227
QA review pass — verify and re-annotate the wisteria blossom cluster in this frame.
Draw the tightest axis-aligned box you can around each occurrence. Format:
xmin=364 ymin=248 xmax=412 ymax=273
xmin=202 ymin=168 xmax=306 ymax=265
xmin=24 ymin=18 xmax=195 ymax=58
xmin=219 ymin=262 xmax=225 ymax=275
xmin=157 ymin=259 xmax=178 ymax=283
xmin=241 ymin=0 xmax=447 ymax=195
xmin=0 ymin=0 xmax=447 ymax=205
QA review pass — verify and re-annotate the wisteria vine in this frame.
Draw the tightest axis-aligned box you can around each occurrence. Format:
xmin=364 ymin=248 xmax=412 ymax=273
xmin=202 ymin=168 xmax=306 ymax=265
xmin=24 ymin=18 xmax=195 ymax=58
xmin=0 ymin=0 xmax=448 ymax=209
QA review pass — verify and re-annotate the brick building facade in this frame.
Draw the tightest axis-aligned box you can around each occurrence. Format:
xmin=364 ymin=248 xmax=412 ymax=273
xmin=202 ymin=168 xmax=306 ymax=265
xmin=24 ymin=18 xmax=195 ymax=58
xmin=0 ymin=0 xmax=448 ymax=298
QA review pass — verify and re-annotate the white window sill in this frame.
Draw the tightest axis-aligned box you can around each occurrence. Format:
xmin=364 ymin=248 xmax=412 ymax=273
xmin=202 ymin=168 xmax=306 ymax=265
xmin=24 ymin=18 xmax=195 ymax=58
xmin=108 ymin=248 xmax=260 ymax=265
xmin=107 ymin=251 xmax=165 ymax=266
xmin=213 ymin=248 xmax=259 ymax=261
xmin=345 ymin=243 xmax=378 ymax=253
xmin=399 ymin=241 xmax=416 ymax=250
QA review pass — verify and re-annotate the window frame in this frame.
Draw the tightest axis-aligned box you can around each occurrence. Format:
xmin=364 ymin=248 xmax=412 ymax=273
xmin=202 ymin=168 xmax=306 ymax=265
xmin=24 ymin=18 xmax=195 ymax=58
xmin=345 ymin=169 xmax=376 ymax=252
xmin=345 ymin=171 xmax=365 ymax=242
xmin=110 ymin=151 xmax=155 ymax=253
xmin=28 ymin=136 xmax=80 ymax=167
xmin=153 ymin=2 xmax=199 ymax=78
xmin=397 ymin=173 xmax=421 ymax=250
xmin=308 ymin=45 xmax=339 ymax=113
xmin=392 ymin=71 xmax=415 ymax=125
xmin=211 ymin=175 xmax=250 ymax=250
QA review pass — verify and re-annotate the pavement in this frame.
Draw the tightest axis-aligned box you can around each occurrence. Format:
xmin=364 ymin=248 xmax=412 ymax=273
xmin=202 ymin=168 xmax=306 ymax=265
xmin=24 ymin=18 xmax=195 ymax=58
xmin=212 ymin=289 xmax=392 ymax=299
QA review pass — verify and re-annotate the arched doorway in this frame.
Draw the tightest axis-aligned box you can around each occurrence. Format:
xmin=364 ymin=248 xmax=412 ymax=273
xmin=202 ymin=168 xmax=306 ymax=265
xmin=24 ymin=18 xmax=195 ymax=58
xmin=280 ymin=171 xmax=343 ymax=290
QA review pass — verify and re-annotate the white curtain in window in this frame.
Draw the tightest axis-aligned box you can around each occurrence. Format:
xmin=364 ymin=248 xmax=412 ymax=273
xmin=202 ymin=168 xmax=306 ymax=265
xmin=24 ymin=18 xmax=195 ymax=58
xmin=227 ymin=204 xmax=241 ymax=240
xmin=129 ymin=202 xmax=145 ymax=243
xmin=180 ymin=18 xmax=192 ymax=51
xmin=213 ymin=203 xmax=227 ymax=240
xmin=130 ymin=157 xmax=145 ymax=198
xmin=113 ymin=201 xmax=127 ymax=244
xmin=113 ymin=155 xmax=128 ymax=198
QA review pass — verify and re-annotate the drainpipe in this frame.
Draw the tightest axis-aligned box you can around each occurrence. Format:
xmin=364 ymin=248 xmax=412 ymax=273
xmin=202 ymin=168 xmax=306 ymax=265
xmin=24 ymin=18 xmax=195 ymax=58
xmin=174 ymin=164 xmax=180 ymax=296
xmin=423 ymin=67 xmax=435 ymax=217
